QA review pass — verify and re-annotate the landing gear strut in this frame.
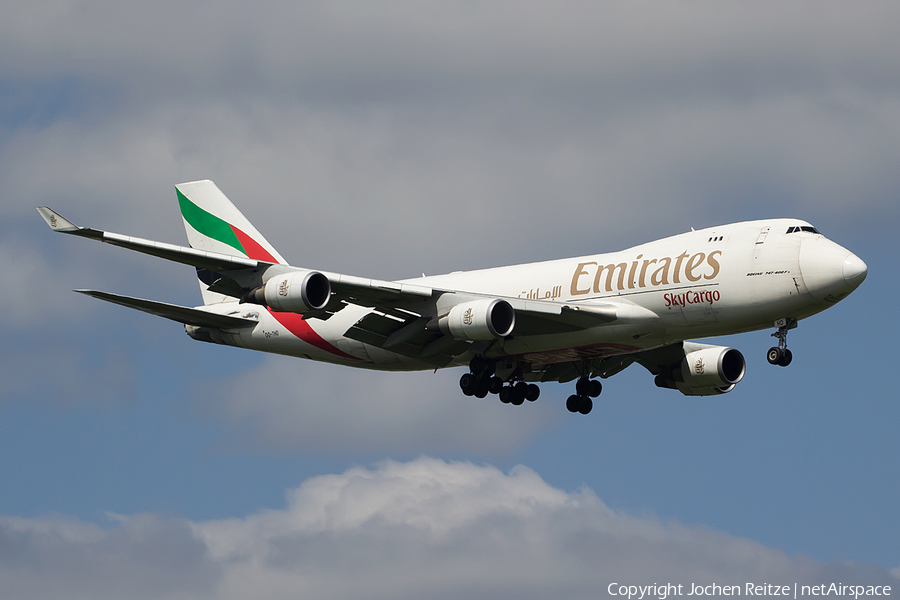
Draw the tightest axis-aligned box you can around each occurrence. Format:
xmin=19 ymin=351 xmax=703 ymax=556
xmin=566 ymin=376 xmax=601 ymax=415
xmin=767 ymin=318 xmax=796 ymax=367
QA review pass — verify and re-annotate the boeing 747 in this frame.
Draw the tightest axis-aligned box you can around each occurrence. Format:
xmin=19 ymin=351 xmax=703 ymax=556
xmin=38 ymin=180 xmax=867 ymax=414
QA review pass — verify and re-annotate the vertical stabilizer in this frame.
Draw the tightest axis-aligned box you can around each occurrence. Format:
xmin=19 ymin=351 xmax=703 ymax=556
xmin=176 ymin=180 xmax=287 ymax=304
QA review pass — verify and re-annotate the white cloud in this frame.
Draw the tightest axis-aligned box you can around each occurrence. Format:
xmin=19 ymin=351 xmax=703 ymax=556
xmin=0 ymin=457 xmax=895 ymax=600
xmin=191 ymin=356 xmax=558 ymax=455
xmin=4 ymin=1 xmax=900 ymax=282
xmin=0 ymin=512 xmax=218 ymax=600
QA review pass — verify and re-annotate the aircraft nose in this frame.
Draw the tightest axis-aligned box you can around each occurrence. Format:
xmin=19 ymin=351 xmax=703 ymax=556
xmin=798 ymin=237 xmax=866 ymax=304
xmin=842 ymin=253 xmax=867 ymax=288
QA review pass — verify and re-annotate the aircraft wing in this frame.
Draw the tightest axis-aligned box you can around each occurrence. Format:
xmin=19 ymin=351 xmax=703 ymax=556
xmin=37 ymin=207 xmax=261 ymax=275
xmin=38 ymin=207 xmax=645 ymax=343
xmin=320 ymin=272 xmax=435 ymax=313
xmin=75 ymin=290 xmax=258 ymax=329
xmin=37 ymin=207 xmax=436 ymax=308
xmin=344 ymin=295 xmax=650 ymax=366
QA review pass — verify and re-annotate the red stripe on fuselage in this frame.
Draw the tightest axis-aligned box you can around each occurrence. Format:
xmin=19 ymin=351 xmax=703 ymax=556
xmin=228 ymin=225 xmax=353 ymax=360
xmin=268 ymin=310 xmax=359 ymax=360
xmin=231 ymin=225 xmax=280 ymax=264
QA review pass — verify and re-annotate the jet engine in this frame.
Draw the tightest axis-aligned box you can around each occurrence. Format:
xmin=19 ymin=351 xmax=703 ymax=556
xmin=435 ymin=298 xmax=515 ymax=340
xmin=245 ymin=271 xmax=331 ymax=313
xmin=655 ymin=345 xmax=745 ymax=396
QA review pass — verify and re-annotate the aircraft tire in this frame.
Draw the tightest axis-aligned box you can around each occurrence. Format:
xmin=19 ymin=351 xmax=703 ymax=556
xmin=507 ymin=382 xmax=523 ymax=405
xmin=469 ymin=355 xmax=486 ymax=374
xmin=767 ymin=347 xmax=783 ymax=365
xmin=778 ymin=349 xmax=793 ymax=367
xmin=588 ymin=379 xmax=602 ymax=398
xmin=575 ymin=377 xmax=589 ymax=396
xmin=499 ymin=387 xmax=512 ymax=403
xmin=525 ymin=384 xmax=540 ymax=402
xmin=578 ymin=397 xmax=593 ymax=415
xmin=489 ymin=376 xmax=504 ymax=394
xmin=460 ymin=373 xmax=477 ymax=396
xmin=566 ymin=395 xmax=580 ymax=413
xmin=469 ymin=356 xmax=495 ymax=377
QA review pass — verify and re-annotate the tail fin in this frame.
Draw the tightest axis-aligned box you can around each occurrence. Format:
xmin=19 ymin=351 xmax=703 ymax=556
xmin=176 ymin=180 xmax=287 ymax=305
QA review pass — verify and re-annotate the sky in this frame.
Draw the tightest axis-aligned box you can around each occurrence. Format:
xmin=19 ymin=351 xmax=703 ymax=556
xmin=1 ymin=1 xmax=899 ymax=598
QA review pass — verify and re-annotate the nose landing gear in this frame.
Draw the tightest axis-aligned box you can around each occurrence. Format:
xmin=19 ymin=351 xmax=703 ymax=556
xmin=767 ymin=318 xmax=797 ymax=367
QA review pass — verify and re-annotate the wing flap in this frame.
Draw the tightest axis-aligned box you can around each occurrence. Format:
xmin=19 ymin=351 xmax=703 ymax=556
xmin=344 ymin=312 xmax=468 ymax=367
xmin=325 ymin=273 xmax=434 ymax=309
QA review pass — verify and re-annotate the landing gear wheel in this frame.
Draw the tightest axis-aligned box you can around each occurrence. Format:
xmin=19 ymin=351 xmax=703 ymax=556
xmin=778 ymin=348 xmax=793 ymax=367
xmin=469 ymin=355 xmax=486 ymax=374
xmin=575 ymin=377 xmax=589 ymax=396
xmin=511 ymin=381 xmax=527 ymax=405
xmin=578 ymin=397 xmax=593 ymax=415
xmin=469 ymin=356 xmax=495 ymax=377
xmin=767 ymin=347 xmax=783 ymax=366
xmin=489 ymin=376 xmax=504 ymax=395
xmin=525 ymin=384 xmax=540 ymax=402
xmin=566 ymin=395 xmax=580 ymax=413
xmin=499 ymin=387 xmax=512 ymax=404
xmin=576 ymin=377 xmax=602 ymax=398
xmin=459 ymin=372 xmax=477 ymax=396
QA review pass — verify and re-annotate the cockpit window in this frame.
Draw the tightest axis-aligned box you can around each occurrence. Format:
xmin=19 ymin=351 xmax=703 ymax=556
xmin=786 ymin=225 xmax=820 ymax=234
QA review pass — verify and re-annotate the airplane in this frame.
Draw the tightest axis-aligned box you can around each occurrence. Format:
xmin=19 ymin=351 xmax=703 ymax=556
xmin=38 ymin=180 xmax=867 ymax=414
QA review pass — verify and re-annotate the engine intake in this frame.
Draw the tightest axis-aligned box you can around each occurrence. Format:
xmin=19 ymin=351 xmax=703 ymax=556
xmin=245 ymin=271 xmax=331 ymax=313
xmin=680 ymin=346 xmax=745 ymax=389
xmin=437 ymin=298 xmax=516 ymax=340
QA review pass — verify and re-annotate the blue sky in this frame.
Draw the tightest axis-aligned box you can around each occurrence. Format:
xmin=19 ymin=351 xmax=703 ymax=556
xmin=1 ymin=2 xmax=899 ymax=598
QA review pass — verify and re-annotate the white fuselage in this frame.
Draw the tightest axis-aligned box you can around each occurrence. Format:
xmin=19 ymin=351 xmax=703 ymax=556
xmin=202 ymin=218 xmax=865 ymax=371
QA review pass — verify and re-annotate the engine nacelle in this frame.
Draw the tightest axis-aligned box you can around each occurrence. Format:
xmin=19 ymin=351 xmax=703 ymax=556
xmin=680 ymin=346 xmax=745 ymax=389
xmin=438 ymin=298 xmax=515 ymax=340
xmin=248 ymin=271 xmax=331 ymax=313
xmin=655 ymin=345 xmax=745 ymax=396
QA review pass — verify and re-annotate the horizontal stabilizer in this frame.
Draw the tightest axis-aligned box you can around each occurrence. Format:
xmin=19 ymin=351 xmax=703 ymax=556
xmin=75 ymin=290 xmax=257 ymax=329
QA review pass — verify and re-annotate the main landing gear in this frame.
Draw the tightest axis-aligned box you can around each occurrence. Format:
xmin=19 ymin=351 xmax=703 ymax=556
xmin=566 ymin=376 xmax=602 ymax=415
xmin=767 ymin=318 xmax=797 ymax=367
xmin=459 ymin=356 xmax=540 ymax=406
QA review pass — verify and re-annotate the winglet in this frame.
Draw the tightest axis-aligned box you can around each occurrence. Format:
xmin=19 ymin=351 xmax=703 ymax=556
xmin=36 ymin=207 xmax=80 ymax=232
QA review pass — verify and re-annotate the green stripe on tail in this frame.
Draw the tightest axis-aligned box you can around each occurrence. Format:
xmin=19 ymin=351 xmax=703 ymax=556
xmin=177 ymin=189 xmax=246 ymax=256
